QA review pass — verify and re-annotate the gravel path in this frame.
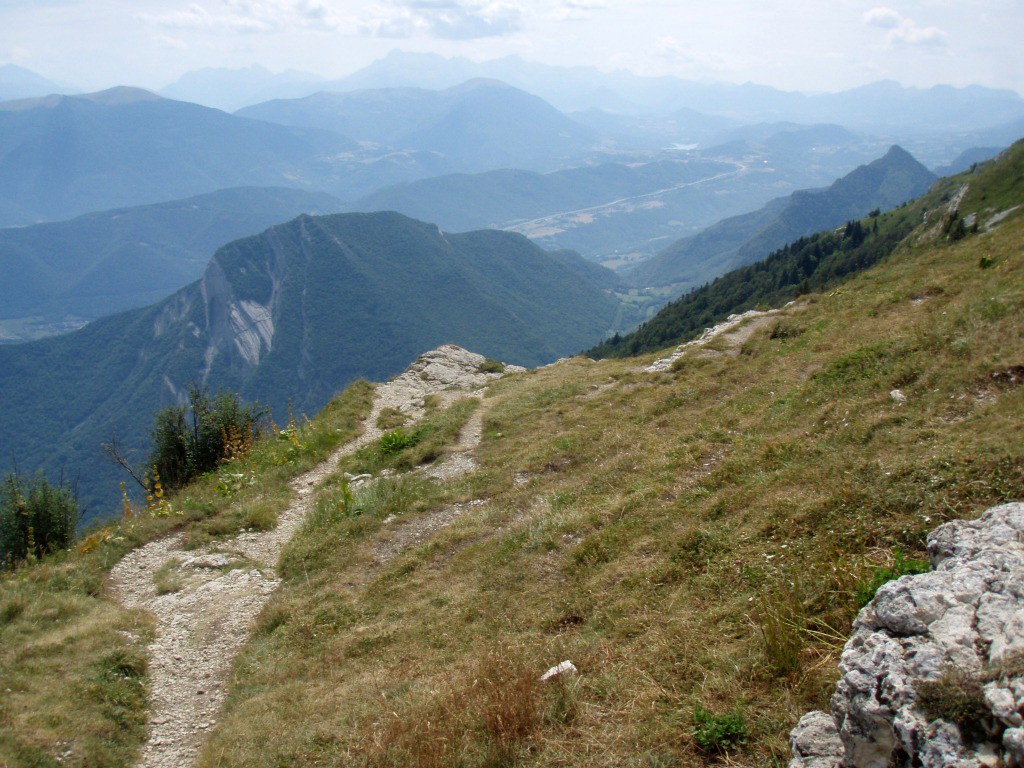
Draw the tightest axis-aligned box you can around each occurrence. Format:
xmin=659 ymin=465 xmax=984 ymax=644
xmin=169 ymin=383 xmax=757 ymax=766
xmin=108 ymin=345 xmax=511 ymax=768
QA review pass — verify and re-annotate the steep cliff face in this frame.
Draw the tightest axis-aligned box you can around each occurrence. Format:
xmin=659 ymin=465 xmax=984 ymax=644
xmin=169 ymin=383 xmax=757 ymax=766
xmin=791 ymin=502 xmax=1024 ymax=768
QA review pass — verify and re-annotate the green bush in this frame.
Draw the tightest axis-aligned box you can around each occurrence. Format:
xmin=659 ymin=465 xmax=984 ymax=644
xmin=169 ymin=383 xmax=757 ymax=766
xmin=150 ymin=385 xmax=265 ymax=489
xmin=0 ymin=472 xmax=79 ymax=566
xmin=378 ymin=428 xmax=419 ymax=457
xmin=690 ymin=704 xmax=748 ymax=754
xmin=479 ymin=358 xmax=506 ymax=374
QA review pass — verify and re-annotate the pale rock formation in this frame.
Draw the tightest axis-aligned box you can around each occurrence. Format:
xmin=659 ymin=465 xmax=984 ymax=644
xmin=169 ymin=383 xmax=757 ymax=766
xmin=790 ymin=502 xmax=1024 ymax=768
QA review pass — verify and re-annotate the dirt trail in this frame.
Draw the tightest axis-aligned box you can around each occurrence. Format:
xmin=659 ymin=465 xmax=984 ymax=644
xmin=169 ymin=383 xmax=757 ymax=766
xmin=109 ymin=345 xmax=513 ymax=768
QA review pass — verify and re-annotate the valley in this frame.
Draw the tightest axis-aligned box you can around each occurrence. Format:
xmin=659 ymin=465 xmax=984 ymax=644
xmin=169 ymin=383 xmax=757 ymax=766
xmin=1 ymin=36 xmax=1023 ymax=768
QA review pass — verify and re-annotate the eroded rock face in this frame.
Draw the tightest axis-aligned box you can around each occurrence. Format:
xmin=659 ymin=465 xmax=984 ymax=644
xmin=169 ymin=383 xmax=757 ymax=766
xmin=789 ymin=502 xmax=1024 ymax=768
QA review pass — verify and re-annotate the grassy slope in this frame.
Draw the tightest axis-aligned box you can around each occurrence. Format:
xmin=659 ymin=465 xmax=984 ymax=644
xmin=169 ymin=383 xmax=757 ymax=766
xmin=193 ymin=197 xmax=1022 ymax=764
xmin=590 ymin=143 xmax=1018 ymax=359
xmin=1 ymin=151 xmax=1021 ymax=767
xmin=0 ymin=382 xmax=373 ymax=767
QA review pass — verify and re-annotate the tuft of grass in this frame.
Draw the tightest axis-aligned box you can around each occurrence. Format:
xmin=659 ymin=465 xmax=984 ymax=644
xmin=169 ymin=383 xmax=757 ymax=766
xmin=375 ymin=407 xmax=409 ymax=431
xmin=854 ymin=547 xmax=930 ymax=607
xmin=153 ymin=558 xmax=183 ymax=595
xmin=479 ymin=358 xmax=506 ymax=374
xmin=915 ymin=666 xmax=989 ymax=740
xmin=341 ymin=398 xmax=481 ymax=475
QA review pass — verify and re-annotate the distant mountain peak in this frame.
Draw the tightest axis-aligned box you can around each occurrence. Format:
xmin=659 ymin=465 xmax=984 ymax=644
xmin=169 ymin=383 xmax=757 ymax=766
xmin=80 ymin=86 xmax=163 ymax=106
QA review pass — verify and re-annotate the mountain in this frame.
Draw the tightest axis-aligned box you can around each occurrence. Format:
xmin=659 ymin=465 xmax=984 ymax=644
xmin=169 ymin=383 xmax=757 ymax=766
xmin=7 ymin=132 xmax=1023 ymax=768
xmin=238 ymin=79 xmax=596 ymax=173
xmin=0 ymin=87 xmax=355 ymax=226
xmin=0 ymin=64 xmax=76 ymax=101
xmin=933 ymin=146 xmax=1002 ymax=176
xmin=0 ymin=211 xmax=621 ymax=519
xmin=336 ymin=51 xmax=1024 ymax=132
xmin=0 ymin=187 xmax=342 ymax=342
xmin=159 ymin=65 xmax=324 ymax=112
xmin=351 ymin=128 xmax=894 ymax=265
xmin=628 ymin=145 xmax=936 ymax=291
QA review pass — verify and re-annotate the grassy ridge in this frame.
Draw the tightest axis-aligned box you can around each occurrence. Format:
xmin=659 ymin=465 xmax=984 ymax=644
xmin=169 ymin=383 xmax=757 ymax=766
xmin=591 ymin=143 xmax=1019 ymax=359
xmin=0 ymin=381 xmax=373 ymax=767
xmin=194 ymin=202 xmax=1022 ymax=763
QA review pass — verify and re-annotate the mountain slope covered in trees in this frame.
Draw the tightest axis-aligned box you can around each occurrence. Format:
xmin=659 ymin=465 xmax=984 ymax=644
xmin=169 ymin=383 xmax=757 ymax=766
xmin=0 ymin=211 xmax=621 ymax=519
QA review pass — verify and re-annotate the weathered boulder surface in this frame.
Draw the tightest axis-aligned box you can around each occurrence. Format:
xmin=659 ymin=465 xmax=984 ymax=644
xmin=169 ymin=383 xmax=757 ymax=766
xmin=383 ymin=344 xmax=525 ymax=409
xmin=790 ymin=502 xmax=1024 ymax=768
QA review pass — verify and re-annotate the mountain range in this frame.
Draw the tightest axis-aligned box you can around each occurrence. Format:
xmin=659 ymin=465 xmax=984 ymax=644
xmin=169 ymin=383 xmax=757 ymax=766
xmin=160 ymin=51 xmax=1024 ymax=135
xmin=0 ymin=64 xmax=75 ymax=102
xmin=349 ymin=124 xmax=894 ymax=265
xmin=0 ymin=87 xmax=353 ymax=226
xmin=237 ymin=79 xmax=596 ymax=173
xmin=0 ymin=186 xmax=341 ymax=342
xmin=0 ymin=211 xmax=622 ymax=520
xmin=628 ymin=145 xmax=937 ymax=291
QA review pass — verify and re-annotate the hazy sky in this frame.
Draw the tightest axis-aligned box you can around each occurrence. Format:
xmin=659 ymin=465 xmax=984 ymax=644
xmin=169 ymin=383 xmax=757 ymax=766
xmin=2 ymin=0 xmax=1022 ymax=95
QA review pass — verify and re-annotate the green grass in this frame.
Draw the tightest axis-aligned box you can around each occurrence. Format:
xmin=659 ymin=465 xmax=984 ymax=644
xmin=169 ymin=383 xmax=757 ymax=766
xmin=0 ymin=380 xmax=373 ymax=767
xmin=339 ymin=397 xmax=481 ymax=475
xmin=5 ymin=153 xmax=1024 ymax=767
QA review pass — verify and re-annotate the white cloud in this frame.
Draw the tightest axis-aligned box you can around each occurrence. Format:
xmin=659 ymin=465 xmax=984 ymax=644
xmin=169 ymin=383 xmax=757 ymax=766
xmin=549 ymin=0 xmax=607 ymax=22
xmin=864 ymin=6 xmax=948 ymax=48
xmin=142 ymin=0 xmax=342 ymax=35
xmin=360 ymin=0 xmax=525 ymax=39
xmin=863 ymin=7 xmax=901 ymax=30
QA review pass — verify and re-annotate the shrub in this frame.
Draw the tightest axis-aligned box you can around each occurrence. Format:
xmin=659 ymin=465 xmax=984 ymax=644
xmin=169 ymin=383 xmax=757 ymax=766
xmin=0 ymin=472 xmax=79 ymax=566
xmin=479 ymin=358 xmax=506 ymax=374
xmin=150 ymin=385 xmax=265 ymax=489
xmin=690 ymin=704 xmax=748 ymax=754
xmin=378 ymin=428 xmax=419 ymax=457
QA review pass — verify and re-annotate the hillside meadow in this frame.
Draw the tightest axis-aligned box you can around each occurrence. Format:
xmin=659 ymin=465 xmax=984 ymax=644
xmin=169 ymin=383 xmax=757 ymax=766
xmin=0 ymin=157 xmax=1022 ymax=766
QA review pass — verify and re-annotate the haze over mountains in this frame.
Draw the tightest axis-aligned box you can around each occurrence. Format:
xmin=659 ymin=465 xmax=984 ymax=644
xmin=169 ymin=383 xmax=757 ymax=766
xmin=0 ymin=88 xmax=353 ymax=226
xmin=630 ymin=145 xmax=937 ymax=291
xmin=1 ymin=50 xmax=1022 ymax=524
xmin=0 ymin=186 xmax=341 ymax=342
xmin=0 ymin=211 xmax=622 ymax=519
xmin=238 ymin=79 xmax=596 ymax=173
xmin=154 ymin=51 xmax=1024 ymax=134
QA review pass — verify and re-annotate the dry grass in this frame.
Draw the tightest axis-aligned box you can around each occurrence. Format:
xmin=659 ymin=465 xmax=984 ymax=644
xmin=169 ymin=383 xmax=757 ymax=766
xmin=0 ymin=381 xmax=373 ymax=767
xmin=197 ymin=211 xmax=1024 ymax=768
xmin=4 ymin=175 xmax=1024 ymax=767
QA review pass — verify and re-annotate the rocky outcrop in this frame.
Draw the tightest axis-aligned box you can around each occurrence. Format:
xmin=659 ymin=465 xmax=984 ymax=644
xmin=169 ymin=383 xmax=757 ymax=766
xmin=383 ymin=344 xmax=526 ymax=411
xmin=790 ymin=502 xmax=1024 ymax=768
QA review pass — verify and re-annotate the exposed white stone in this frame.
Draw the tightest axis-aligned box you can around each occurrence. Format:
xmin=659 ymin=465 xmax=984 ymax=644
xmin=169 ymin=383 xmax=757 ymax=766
xmin=789 ymin=711 xmax=845 ymax=768
xmin=540 ymin=660 xmax=578 ymax=681
xmin=790 ymin=502 xmax=1024 ymax=768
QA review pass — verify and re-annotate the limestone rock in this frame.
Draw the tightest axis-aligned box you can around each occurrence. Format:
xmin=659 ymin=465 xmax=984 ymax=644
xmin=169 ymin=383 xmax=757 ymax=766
xmin=540 ymin=660 xmax=578 ymax=681
xmin=789 ymin=711 xmax=844 ymax=768
xmin=789 ymin=502 xmax=1024 ymax=768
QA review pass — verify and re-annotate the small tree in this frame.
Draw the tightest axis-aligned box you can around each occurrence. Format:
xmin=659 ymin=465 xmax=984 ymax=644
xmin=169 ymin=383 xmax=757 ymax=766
xmin=0 ymin=472 xmax=79 ymax=566
xmin=150 ymin=386 xmax=265 ymax=490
